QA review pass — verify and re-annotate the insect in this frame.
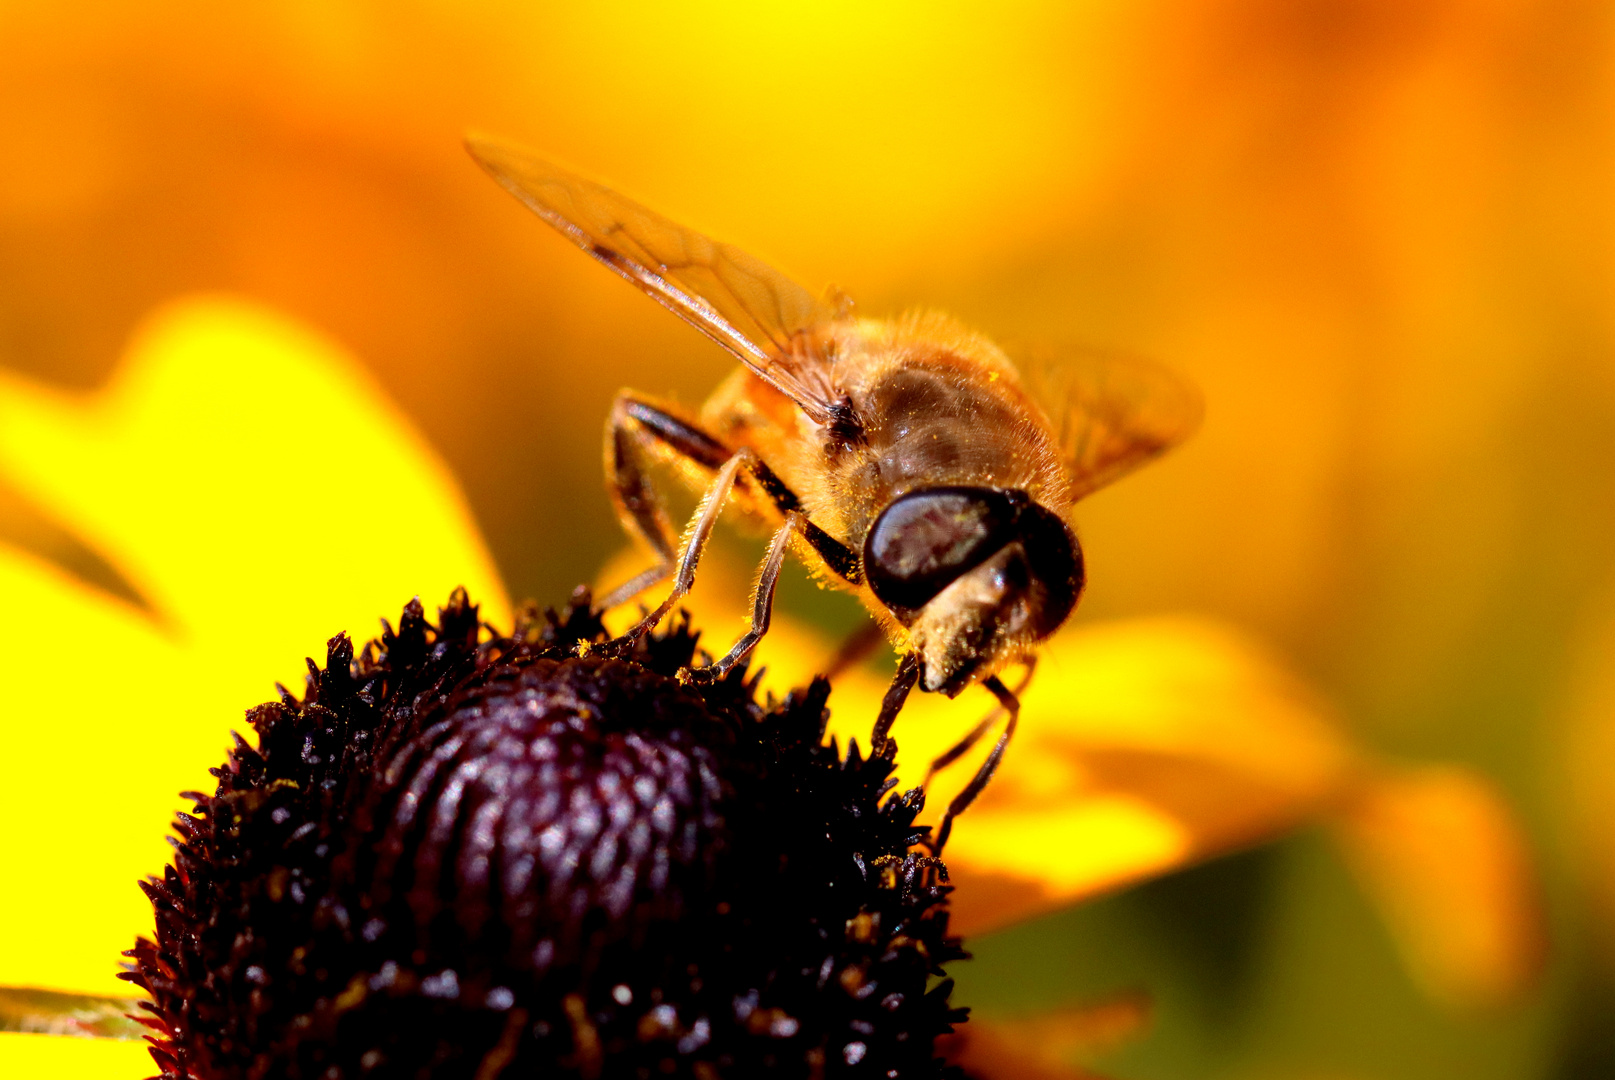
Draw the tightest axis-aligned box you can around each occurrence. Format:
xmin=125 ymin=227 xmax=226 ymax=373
xmin=468 ymin=133 xmax=1201 ymax=849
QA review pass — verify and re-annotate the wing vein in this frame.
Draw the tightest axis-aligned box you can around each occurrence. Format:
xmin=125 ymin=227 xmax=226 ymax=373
xmin=467 ymin=132 xmax=843 ymax=423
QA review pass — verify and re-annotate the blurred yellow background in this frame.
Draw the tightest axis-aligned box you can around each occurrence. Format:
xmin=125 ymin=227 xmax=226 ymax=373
xmin=1 ymin=1 xmax=1612 ymax=1076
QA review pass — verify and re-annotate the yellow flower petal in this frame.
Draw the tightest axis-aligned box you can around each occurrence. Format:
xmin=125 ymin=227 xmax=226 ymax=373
xmin=0 ymin=296 xmax=510 ymax=686
xmin=1331 ymin=765 xmax=1545 ymax=1010
xmin=0 ymin=296 xmax=510 ymax=995
xmin=942 ymin=796 xmax=1190 ymax=937
xmin=0 ymin=548 xmax=186 ymax=993
xmin=0 ymin=1032 xmax=151 ymax=1079
xmin=837 ymin=617 xmax=1359 ymax=935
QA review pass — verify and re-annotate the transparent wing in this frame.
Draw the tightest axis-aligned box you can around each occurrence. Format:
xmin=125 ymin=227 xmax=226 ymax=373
xmin=466 ymin=132 xmax=845 ymax=423
xmin=1017 ymin=344 xmax=1203 ymax=501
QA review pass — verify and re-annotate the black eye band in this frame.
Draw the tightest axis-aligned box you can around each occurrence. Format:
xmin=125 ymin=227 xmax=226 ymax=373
xmin=863 ymin=487 xmax=1018 ymax=612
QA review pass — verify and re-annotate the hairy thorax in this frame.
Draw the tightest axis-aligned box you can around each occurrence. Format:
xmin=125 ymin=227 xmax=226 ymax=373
xmin=701 ymin=316 xmax=1071 ymax=555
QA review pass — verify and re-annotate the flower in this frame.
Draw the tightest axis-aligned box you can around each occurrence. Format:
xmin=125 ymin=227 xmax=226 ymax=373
xmin=0 ymin=297 xmax=1542 ymax=1076
xmin=129 ymin=591 xmax=966 ymax=1079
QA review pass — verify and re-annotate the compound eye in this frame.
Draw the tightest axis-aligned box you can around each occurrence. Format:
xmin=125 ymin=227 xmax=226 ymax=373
xmin=863 ymin=487 xmax=1016 ymax=612
xmin=1018 ymin=503 xmax=1084 ymax=639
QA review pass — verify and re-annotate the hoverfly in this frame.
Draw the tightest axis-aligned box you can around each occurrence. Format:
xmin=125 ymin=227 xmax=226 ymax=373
xmin=468 ymin=134 xmax=1201 ymax=849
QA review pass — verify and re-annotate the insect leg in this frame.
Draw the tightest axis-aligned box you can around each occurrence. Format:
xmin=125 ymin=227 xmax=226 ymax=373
xmin=923 ymin=658 xmax=1037 ymax=788
xmin=682 ymin=511 xmax=802 ymax=684
xmin=597 ymin=562 xmax=674 ymax=614
xmin=796 ymin=516 xmax=863 ymax=584
xmin=619 ymin=448 xmax=752 ymax=644
xmin=931 ymin=674 xmax=1022 ymax=854
xmin=740 ymin=457 xmax=862 ymax=585
xmin=612 ymin=392 xmax=863 ymax=587
xmin=600 ymin=393 xmax=733 ymax=610
xmin=871 ymin=652 xmax=921 ymax=759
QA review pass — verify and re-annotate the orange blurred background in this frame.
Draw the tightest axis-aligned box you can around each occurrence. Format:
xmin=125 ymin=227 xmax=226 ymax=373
xmin=3 ymin=1 xmax=1614 ymax=1076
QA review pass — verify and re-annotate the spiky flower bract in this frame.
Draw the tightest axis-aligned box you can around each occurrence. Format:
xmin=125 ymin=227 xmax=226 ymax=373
xmin=125 ymin=589 xmax=967 ymax=1079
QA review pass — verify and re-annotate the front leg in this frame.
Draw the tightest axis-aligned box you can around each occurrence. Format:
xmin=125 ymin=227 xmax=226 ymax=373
xmin=680 ymin=510 xmax=803 ymax=685
xmin=871 ymin=653 xmax=921 ymax=758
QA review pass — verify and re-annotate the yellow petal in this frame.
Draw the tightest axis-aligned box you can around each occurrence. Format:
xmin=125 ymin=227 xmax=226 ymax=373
xmin=0 ymin=546 xmax=186 ymax=993
xmin=0 ymin=295 xmax=510 ymax=695
xmin=1330 ymin=765 xmax=1545 ymax=1010
xmin=940 ymin=797 xmax=1191 ymax=938
xmin=857 ymin=617 xmax=1358 ymax=935
xmin=0 ymin=1032 xmax=151 ymax=1079
xmin=0 ymin=296 xmax=510 ymax=995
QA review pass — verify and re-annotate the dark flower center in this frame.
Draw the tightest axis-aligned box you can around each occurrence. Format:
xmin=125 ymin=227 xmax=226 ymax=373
xmin=126 ymin=589 xmax=968 ymax=1079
